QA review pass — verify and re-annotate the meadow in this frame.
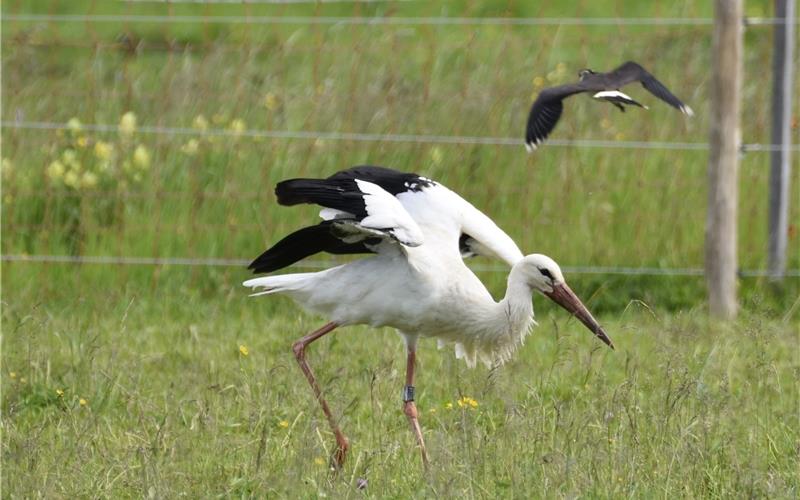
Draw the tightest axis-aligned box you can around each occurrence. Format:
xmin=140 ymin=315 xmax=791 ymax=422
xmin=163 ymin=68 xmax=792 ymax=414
xmin=2 ymin=0 xmax=799 ymax=497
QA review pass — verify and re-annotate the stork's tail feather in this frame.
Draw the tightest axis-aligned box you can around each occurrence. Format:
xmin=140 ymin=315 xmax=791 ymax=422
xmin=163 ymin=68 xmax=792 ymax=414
xmin=243 ymin=273 xmax=315 ymax=297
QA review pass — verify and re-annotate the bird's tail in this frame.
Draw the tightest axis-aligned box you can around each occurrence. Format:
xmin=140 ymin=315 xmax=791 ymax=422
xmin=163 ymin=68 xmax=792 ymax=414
xmin=242 ymin=273 xmax=316 ymax=297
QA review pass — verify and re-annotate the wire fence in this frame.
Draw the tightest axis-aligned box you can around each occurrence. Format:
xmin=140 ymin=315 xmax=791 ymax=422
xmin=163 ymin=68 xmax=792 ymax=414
xmin=4 ymin=13 xmax=798 ymax=26
xmin=3 ymin=120 xmax=798 ymax=153
xmin=2 ymin=1 xmax=798 ymax=281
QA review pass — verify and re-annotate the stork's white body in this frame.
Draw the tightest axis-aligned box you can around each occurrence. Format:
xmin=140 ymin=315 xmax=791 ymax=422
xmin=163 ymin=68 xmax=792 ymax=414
xmin=245 ymin=182 xmax=534 ymax=367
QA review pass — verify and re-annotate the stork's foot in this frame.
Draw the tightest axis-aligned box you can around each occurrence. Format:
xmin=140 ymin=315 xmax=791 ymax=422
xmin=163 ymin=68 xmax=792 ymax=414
xmin=331 ymin=432 xmax=349 ymax=469
xmin=403 ymin=401 xmax=429 ymax=468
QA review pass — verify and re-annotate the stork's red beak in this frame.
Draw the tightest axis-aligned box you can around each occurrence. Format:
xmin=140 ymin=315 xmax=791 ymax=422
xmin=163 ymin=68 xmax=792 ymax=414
xmin=544 ymin=283 xmax=614 ymax=349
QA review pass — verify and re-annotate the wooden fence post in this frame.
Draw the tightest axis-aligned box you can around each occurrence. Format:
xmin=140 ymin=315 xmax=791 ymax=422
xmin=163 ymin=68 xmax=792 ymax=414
xmin=706 ymin=0 xmax=743 ymax=319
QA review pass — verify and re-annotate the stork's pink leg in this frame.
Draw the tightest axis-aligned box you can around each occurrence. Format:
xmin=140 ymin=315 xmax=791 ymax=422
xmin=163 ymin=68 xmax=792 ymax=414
xmin=403 ymin=348 xmax=429 ymax=467
xmin=292 ymin=322 xmax=349 ymax=468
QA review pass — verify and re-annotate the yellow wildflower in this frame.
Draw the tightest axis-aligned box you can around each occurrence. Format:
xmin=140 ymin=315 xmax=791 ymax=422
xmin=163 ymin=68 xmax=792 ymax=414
xmin=192 ymin=114 xmax=209 ymax=132
xmin=66 ymin=117 xmax=82 ymax=133
xmin=133 ymin=145 xmax=151 ymax=170
xmin=9 ymin=372 xmax=16 ymax=379
xmin=19 ymin=377 xmax=27 ymax=384
xmin=229 ymin=119 xmax=246 ymax=135
xmin=314 ymin=457 xmax=325 ymax=466
xmin=181 ymin=139 xmax=199 ymax=156
xmin=428 ymin=408 xmax=437 ymax=414
xmin=94 ymin=141 xmax=114 ymax=161
xmin=119 ymin=111 xmax=137 ymax=137
xmin=81 ymin=171 xmax=98 ymax=189
xmin=532 ymin=76 xmax=545 ymax=88
xmin=615 ymin=132 xmax=625 ymax=141
xmin=278 ymin=420 xmax=289 ymax=429
xmin=76 ymin=136 xmax=89 ymax=148
xmin=62 ymin=149 xmax=79 ymax=169
xmin=64 ymin=170 xmax=80 ymax=189
xmin=263 ymin=92 xmax=278 ymax=111
xmin=56 ymin=389 xmax=64 ymax=397
xmin=457 ymin=396 xmax=478 ymax=409
xmin=79 ymin=398 xmax=88 ymax=406
xmin=430 ymin=147 xmax=443 ymax=166
xmin=1 ymin=158 xmax=12 ymax=179
xmin=47 ymin=160 xmax=65 ymax=181
xmin=444 ymin=402 xmax=453 ymax=410
xmin=239 ymin=344 xmax=249 ymax=357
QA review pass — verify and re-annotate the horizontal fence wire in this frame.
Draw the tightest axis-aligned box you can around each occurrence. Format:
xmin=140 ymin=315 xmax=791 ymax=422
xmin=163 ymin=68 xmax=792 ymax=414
xmin=3 ymin=254 xmax=798 ymax=278
xmin=4 ymin=121 xmax=799 ymax=153
xmin=2 ymin=13 xmax=796 ymax=26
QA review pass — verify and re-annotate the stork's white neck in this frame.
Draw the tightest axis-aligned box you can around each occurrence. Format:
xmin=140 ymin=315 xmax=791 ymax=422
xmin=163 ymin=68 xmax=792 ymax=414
xmin=500 ymin=263 xmax=536 ymax=333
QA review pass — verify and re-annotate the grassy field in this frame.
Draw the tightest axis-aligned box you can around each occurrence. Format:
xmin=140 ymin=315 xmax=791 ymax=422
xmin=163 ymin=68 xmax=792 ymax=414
xmin=3 ymin=0 xmax=799 ymax=497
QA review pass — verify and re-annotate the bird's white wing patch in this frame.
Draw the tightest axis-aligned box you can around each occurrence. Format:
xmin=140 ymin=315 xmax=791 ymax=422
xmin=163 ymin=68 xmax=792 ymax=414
xmin=593 ymin=90 xmax=649 ymax=109
xmin=354 ymin=179 xmax=424 ymax=247
xmin=319 ymin=207 xmax=352 ymax=221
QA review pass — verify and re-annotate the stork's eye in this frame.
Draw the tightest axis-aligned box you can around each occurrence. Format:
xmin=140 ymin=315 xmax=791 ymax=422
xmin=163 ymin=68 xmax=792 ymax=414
xmin=539 ymin=268 xmax=553 ymax=280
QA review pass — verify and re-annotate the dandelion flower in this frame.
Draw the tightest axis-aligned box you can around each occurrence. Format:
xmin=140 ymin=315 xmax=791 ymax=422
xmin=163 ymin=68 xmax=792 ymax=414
xmin=119 ymin=111 xmax=137 ymax=137
xmin=239 ymin=344 xmax=249 ymax=357
xmin=314 ymin=457 xmax=325 ymax=466
xmin=278 ymin=420 xmax=289 ymax=429
xmin=79 ymin=398 xmax=88 ymax=406
xmin=444 ymin=402 xmax=453 ymax=410
xmin=192 ymin=114 xmax=209 ymax=132
xmin=56 ymin=389 xmax=65 ymax=397
xmin=94 ymin=141 xmax=114 ymax=161
xmin=64 ymin=170 xmax=80 ymax=189
xmin=81 ymin=171 xmax=98 ymax=189
xmin=181 ymin=139 xmax=199 ymax=156
xmin=229 ymin=119 xmax=246 ymax=135
xmin=47 ymin=160 xmax=66 ymax=181
xmin=67 ymin=117 xmax=83 ymax=133
xmin=263 ymin=92 xmax=279 ymax=111
xmin=133 ymin=145 xmax=151 ymax=170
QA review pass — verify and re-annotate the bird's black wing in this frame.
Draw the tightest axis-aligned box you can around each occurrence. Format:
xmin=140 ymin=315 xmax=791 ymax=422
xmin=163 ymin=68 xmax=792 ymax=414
xmin=525 ymin=84 xmax=585 ymax=150
xmin=275 ymin=165 xmax=434 ymax=218
xmin=248 ymin=220 xmax=380 ymax=274
xmin=606 ymin=61 xmax=692 ymax=114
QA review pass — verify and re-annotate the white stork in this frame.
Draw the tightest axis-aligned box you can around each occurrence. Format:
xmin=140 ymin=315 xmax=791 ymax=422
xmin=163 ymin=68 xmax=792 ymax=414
xmin=243 ymin=165 xmax=613 ymax=467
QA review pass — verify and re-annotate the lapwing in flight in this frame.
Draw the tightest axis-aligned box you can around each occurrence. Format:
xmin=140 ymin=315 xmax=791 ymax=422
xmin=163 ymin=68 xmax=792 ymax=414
xmin=525 ymin=61 xmax=694 ymax=151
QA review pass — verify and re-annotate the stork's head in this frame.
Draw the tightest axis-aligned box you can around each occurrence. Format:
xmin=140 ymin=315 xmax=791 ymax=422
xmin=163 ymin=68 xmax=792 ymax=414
xmin=578 ymin=68 xmax=596 ymax=81
xmin=520 ymin=254 xmax=614 ymax=349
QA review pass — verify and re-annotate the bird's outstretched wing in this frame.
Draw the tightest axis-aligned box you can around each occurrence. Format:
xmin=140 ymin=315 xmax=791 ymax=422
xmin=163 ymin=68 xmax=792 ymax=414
xmin=258 ymin=165 xmax=523 ymax=272
xmin=248 ymin=221 xmax=381 ymax=274
xmin=525 ymin=84 xmax=585 ymax=151
xmin=606 ymin=61 xmax=693 ymax=115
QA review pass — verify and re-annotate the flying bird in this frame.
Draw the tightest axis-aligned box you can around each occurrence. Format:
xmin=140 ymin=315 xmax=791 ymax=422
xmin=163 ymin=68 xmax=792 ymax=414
xmin=525 ymin=61 xmax=694 ymax=151
xmin=243 ymin=165 xmax=614 ymax=468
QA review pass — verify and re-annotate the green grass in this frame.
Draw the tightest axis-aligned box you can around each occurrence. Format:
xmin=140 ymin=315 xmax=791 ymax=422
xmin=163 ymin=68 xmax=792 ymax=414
xmin=3 ymin=0 xmax=800 ymax=497
xmin=3 ymin=265 xmax=799 ymax=497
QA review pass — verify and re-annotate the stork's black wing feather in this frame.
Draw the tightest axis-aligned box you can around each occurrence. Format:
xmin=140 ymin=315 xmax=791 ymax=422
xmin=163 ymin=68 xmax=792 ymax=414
xmin=248 ymin=220 xmax=378 ymax=274
xmin=525 ymin=84 xmax=585 ymax=149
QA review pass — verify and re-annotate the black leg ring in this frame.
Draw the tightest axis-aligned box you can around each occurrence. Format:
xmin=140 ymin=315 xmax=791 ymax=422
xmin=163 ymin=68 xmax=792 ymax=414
xmin=403 ymin=385 xmax=415 ymax=402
